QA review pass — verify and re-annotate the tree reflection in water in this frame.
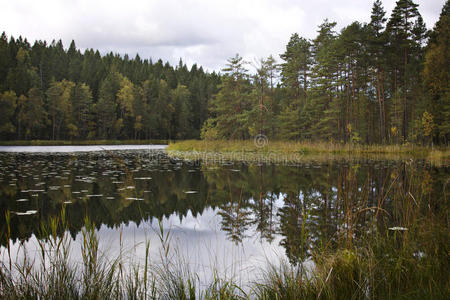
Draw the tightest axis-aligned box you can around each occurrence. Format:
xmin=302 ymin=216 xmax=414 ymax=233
xmin=0 ymin=151 xmax=447 ymax=265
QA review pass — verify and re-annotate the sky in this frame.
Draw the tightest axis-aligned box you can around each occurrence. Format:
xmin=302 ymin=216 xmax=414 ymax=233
xmin=0 ymin=0 xmax=446 ymax=72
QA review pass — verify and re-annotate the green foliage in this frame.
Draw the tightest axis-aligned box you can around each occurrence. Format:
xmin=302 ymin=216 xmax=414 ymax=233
xmin=280 ymin=34 xmax=311 ymax=104
xmin=0 ymin=0 xmax=448 ymax=145
xmin=0 ymin=33 xmax=218 ymax=141
xmin=46 ymin=79 xmax=76 ymax=140
xmin=423 ymin=1 xmax=450 ymax=143
xmin=0 ymin=90 xmax=17 ymax=137
xmin=208 ymin=54 xmax=253 ymax=139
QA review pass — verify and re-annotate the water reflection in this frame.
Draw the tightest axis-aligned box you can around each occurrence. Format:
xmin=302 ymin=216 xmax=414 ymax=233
xmin=0 ymin=150 xmax=448 ymax=266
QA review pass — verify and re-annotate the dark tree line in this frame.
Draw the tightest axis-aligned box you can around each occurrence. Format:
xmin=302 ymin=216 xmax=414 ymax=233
xmin=0 ymin=0 xmax=448 ymax=144
xmin=0 ymin=36 xmax=220 ymax=140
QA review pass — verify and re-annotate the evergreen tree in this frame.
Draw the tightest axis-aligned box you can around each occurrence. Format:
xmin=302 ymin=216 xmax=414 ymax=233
xmin=309 ymin=20 xmax=339 ymax=141
xmin=280 ymin=34 xmax=312 ymax=106
xmin=386 ymin=0 xmax=425 ymax=141
xmin=0 ymin=90 xmax=17 ymax=138
xmin=368 ymin=0 xmax=388 ymax=142
xmin=170 ymin=84 xmax=192 ymax=138
xmin=423 ymin=0 xmax=449 ymax=143
xmin=203 ymin=54 xmax=252 ymax=139
xmin=21 ymin=88 xmax=47 ymax=139
xmin=46 ymin=80 xmax=75 ymax=139
xmin=70 ymin=82 xmax=94 ymax=139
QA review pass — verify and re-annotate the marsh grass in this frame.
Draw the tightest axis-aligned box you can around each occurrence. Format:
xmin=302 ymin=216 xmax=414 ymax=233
xmin=253 ymin=163 xmax=449 ymax=300
xmin=167 ymin=140 xmax=449 ymax=165
xmin=0 ymin=164 xmax=448 ymax=299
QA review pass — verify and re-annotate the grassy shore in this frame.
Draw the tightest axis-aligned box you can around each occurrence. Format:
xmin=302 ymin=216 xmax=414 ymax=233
xmin=167 ymin=140 xmax=450 ymax=164
xmin=0 ymin=139 xmax=170 ymax=146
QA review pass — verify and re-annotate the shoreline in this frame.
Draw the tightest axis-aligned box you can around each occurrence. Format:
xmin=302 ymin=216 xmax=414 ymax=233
xmin=166 ymin=140 xmax=450 ymax=164
xmin=0 ymin=139 xmax=170 ymax=146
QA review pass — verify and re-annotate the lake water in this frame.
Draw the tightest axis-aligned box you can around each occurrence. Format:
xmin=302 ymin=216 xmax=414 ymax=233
xmin=0 ymin=146 xmax=448 ymax=287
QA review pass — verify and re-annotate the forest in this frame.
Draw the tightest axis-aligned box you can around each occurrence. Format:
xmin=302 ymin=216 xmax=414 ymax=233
xmin=0 ymin=0 xmax=448 ymax=144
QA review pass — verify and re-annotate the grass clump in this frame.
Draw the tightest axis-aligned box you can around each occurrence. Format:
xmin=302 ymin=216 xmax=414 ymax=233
xmin=254 ymin=220 xmax=448 ymax=300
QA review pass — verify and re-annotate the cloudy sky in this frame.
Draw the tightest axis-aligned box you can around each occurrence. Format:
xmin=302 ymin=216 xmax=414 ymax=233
xmin=1 ymin=0 xmax=445 ymax=72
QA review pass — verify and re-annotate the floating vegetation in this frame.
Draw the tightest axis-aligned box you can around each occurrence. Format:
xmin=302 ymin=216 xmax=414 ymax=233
xmin=14 ymin=210 xmax=37 ymax=216
xmin=388 ymin=226 xmax=408 ymax=231
xmin=184 ymin=191 xmax=198 ymax=194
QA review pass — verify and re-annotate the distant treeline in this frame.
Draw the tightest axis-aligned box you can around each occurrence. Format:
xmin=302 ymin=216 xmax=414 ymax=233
xmin=0 ymin=35 xmax=220 ymax=140
xmin=0 ymin=0 xmax=448 ymax=144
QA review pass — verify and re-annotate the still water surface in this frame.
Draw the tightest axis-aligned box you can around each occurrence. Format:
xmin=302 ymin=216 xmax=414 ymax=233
xmin=0 ymin=146 xmax=448 ymax=285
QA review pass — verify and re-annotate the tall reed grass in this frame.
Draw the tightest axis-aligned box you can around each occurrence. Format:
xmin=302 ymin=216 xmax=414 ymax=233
xmin=167 ymin=140 xmax=449 ymax=166
xmin=168 ymin=139 xmax=445 ymax=154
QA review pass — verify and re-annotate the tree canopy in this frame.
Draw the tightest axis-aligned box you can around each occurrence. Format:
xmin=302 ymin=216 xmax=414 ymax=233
xmin=0 ymin=0 xmax=448 ymax=144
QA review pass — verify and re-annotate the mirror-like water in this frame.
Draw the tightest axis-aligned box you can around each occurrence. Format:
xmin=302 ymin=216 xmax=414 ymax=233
xmin=0 ymin=146 xmax=448 ymax=287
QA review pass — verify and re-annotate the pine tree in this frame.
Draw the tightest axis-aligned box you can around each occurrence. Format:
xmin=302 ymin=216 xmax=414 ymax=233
xmin=309 ymin=20 xmax=339 ymax=141
xmin=386 ymin=0 xmax=424 ymax=141
xmin=70 ymin=83 xmax=94 ymax=139
xmin=170 ymin=84 xmax=191 ymax=138
xmin=46 ymin=80 xmax=75 ymax=139
xmin=280 ymin=34 xmax=312 ymax=106
xmin=0 ymin=90 xmax=17 ymax=138
xmin=368 ymin=0 xmax=388 ymax=142
xmin=204 ymin=54 xmax=252 ymax=139
xmin=97 ymin=72 xmax=121 ymax=139
xmin=423 ymin=0 xmax=449 ymax=143
xmin=26 ymin=88 xmax=47 ymax=138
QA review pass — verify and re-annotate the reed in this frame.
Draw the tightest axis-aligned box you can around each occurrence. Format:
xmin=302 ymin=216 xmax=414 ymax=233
xmin=167 ymin=140 xmax=449 ymax=166
xmin=168 ymin=139 xmax=447 ymax=155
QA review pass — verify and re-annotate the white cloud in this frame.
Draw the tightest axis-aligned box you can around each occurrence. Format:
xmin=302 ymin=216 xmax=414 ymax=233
xmin=0 ymin=0 xmax=444 ymax=72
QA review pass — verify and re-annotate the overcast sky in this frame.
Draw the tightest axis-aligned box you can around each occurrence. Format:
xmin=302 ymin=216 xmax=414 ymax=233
xmin=1 ymin=0 xmax=445 ymax=72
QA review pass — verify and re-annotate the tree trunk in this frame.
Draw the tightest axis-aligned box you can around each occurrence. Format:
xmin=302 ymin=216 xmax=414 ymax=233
xmin=376 ymin=70 xmax=384 ymax=142
xmin=303 ymin=67 xmax=307 ymax=106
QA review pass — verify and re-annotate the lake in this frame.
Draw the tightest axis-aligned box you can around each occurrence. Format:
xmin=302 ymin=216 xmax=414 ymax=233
xmin=0 ymin=145 xmax=448 ymax=295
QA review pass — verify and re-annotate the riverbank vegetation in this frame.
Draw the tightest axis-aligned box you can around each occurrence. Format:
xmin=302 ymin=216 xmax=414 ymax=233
xmin=1 ymin=0 xmax=449 ymax=145
xmin=167 ymin=140 xmax=449 ymax=165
